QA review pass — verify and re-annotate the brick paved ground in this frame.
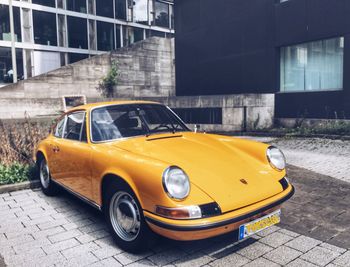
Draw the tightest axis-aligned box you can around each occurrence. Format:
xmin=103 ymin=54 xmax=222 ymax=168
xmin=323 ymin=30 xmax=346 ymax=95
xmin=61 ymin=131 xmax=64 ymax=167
xmin=281 ymin=165 xmax=350 ymax=249
xmin=1 ymin=136 xmax=350 ymax=266
xmin=0 ymin=188 xmax=349 ymax=267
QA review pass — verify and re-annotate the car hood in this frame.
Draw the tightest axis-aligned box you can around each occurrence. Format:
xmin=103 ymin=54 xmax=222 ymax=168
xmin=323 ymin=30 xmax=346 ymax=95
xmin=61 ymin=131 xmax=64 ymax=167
xmin=112 ymin=132 xmax=284 ymax=212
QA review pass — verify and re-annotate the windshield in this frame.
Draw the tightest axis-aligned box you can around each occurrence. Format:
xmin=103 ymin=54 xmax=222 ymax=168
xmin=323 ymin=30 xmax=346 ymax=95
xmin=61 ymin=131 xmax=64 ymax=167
xmin=90 ymin=104 xmax=190 ymax=142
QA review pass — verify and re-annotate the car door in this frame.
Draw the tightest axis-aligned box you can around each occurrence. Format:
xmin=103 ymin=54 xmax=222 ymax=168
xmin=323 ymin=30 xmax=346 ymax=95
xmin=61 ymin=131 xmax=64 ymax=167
xmin=48 ymin=115 xmax=66 ymax=179
xmin=52 ymin=111 xmax=93 ymax=200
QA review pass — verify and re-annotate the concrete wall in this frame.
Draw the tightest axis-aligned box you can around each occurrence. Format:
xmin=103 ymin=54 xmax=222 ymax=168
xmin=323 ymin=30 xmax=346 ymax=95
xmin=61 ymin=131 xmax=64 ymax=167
xmin=0 ymin=37 xmax=274 ymax=131
xmin=111 ymin=37 xmax=175 ymax=98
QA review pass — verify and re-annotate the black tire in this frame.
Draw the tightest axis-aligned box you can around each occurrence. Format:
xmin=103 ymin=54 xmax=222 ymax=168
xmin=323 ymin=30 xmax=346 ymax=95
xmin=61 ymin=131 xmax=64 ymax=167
xmin=37 ymin=157 xmax=59 ymax=196
xmin=104 ymin=183 xmax=156 ymax=252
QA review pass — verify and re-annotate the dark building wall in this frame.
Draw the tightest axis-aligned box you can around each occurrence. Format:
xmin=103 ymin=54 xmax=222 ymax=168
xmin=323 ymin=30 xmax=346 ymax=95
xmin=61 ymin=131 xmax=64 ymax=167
xmin=175 ymin=0 xmax=350 ymax=119
xmin=175 ymin=0 xmax=277 ymax=96
xmin=275 ymin=0 xmax=350 ymax=119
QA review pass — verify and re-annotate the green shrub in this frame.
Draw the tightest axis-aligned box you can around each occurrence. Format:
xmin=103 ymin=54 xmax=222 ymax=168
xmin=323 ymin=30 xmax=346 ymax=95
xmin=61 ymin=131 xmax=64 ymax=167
xmin=97 ymin=60 xmax=119 ymax=98
xmin=0 ymin=163 xmax=35 ymax=185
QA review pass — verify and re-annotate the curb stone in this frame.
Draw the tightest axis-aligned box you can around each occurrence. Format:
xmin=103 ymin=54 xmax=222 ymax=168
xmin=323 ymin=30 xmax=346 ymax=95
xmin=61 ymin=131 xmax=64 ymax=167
xmin=0 ymin=180 xmax=40 ymax=194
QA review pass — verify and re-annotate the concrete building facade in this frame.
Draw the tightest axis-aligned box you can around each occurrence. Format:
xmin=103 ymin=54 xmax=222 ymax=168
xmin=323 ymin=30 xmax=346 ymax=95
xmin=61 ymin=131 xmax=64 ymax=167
xmin=0 ymin=0 xmax=174 ymax=86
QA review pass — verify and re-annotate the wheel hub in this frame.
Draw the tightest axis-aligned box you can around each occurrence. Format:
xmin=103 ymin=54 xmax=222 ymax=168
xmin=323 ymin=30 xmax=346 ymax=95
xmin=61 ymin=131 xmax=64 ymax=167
xmin=40 ymin=160 xmax=50 ymax=189
xmin=110 ymin=192 xmax=141 ymax=241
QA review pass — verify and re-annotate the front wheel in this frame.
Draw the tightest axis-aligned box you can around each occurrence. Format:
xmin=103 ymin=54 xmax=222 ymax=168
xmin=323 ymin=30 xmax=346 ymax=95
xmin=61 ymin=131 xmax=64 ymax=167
xmin=38 ymin=157 xmax=59 ymax=196
xmin=105 ymin=185 xmax=156 ymax=252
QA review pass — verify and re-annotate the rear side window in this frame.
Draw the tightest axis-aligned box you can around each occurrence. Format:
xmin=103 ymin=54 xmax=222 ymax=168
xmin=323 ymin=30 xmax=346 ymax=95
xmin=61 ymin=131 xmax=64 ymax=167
xmin=63 ymin=112 xmax=85 ymax=141
xmin=54 ymin=117 xmax=66 ymax=138
xmin=80 ymin=116 xmax=88 ymax=143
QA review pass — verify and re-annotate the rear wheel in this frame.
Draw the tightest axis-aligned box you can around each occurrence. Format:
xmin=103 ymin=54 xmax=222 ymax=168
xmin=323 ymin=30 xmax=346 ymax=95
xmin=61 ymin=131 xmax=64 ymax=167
xmin=38 ymin=157 xmax=59 ymax=196
xmin=105 ymin=184 xmax=156 ymax=252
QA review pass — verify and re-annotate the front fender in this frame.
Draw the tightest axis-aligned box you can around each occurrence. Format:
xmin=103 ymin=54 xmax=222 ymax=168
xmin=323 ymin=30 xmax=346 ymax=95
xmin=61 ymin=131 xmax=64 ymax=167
xmin=92 ymin=146 xmax=214 ymax=213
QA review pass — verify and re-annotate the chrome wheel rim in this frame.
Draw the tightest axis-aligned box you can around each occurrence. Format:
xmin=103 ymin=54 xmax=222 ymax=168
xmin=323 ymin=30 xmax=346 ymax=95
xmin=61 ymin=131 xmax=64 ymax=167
xmin=109 ymin=191 xmax=141 ymax=242
xmin=40 ymin=159 xmax=50 ymax=189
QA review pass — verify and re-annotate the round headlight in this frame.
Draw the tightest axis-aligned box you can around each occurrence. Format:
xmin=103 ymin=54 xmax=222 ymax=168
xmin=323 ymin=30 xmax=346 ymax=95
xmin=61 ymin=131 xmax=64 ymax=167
xmin=162 ymin=167 xmax=190 ymax=200
xmin=267 ymin=146 xmax=286 ymax=171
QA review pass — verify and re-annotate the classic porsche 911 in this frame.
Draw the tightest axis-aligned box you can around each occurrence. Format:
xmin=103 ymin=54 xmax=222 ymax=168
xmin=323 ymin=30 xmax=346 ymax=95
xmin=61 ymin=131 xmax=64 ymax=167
xmin=35 ymin=101 xmax=294 ymax=252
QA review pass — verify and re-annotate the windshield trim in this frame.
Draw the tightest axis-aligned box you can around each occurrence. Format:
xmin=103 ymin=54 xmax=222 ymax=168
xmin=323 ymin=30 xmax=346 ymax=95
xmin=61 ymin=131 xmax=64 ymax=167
xmin=89 ymin=103 xmax=190 ymax=144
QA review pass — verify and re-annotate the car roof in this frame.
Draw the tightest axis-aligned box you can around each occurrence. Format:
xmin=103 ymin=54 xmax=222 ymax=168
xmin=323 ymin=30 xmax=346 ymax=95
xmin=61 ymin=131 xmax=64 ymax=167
xmin=69 ymin=100 xmax=162 ymax=112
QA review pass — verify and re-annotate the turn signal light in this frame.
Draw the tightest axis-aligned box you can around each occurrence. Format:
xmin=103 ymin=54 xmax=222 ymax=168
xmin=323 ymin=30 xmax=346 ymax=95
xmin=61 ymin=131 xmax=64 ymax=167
xmin=155 ymin=205 xmax=202 ymax=219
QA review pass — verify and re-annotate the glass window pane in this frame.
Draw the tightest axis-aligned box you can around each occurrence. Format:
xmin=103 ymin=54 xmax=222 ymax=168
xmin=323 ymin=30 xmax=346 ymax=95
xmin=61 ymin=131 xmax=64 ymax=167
xmin=280 ymin=37 xmax=344 ymax=92
xmin=115 ymin=0 xmax=127 ymax=20
xmin=67 ymin=0 xmax=87 ymax=13
xmin=67 ymin=16 xmax=88 ymax=49
xmin=91 ymin=104 xmax=188 ymax=141
xmin=123 ymin=26 xmax=134 ymax=46
xmin=0 ymin=48 xmax=23 ymax=84
xmin=16 ymin=48 xmax=24 ymax=81
xmin=170 ymin=4 xmax=174 ymax=30
xmin=147 ymin=29 xmax=165 ymax=38
xmin=97 ymin=21 xmax=115 ymax=51
xmin=54 ymin=117 xmax=66 ymax=138
xmin=0 ymin=5 xmax=10 ymax=41
xmin=68 ymin=53 xmax=89 ymax=64
xmin=134 ymin=27 xmax=144 ymax=42
xmin=64 ymin=112 xmax=85 ymax=141
xmin=0 ymin=47 xmax=12 ymax=84
xmin=81 ymin=116 xmax=87 ymax=142
xmin=133 ymin=0 xmax=148 ymax=25
xmin=32 ymin=0 xmax=56 ymax=7
xmin=96 ymin=0 xmax=114 ymax=18
xmin=58 ymin=14 xmax=66 ymax=47
xmin=116 ymin=24 xmax=121 ymax=48
xmin=89 ymin=20 xmax=97 ymax=50
xmin=154 ymin=0 xmax=169 ymax=28
xmin=13 ymin=7 xmax=21 ymax=42
xmin=33 ymin=11 xmax=57 ymax=46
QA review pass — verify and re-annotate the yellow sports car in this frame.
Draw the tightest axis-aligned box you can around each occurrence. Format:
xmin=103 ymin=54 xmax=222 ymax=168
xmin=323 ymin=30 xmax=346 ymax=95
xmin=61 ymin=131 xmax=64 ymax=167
xmin=35 ymin=101 xmax=294 ymax=252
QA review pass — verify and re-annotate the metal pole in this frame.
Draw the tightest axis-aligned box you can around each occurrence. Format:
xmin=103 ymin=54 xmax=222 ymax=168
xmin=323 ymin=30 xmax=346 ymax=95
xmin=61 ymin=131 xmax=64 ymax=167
xmin=9 ymin=0 xmax=18 ymax=83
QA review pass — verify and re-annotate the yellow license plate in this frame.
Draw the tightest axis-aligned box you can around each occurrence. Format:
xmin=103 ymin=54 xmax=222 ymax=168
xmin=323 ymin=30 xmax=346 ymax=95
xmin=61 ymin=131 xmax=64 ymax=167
xmin=238 ymin=210 xmax=281 ymax=240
